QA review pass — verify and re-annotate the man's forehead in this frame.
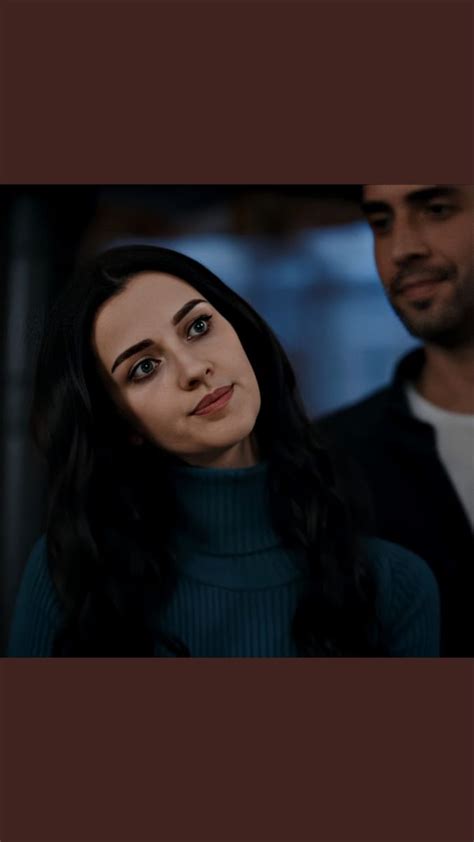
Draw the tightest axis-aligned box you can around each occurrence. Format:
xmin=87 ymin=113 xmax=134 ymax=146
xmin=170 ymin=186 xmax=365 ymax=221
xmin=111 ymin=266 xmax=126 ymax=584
xmin=362 ymin=185 xmax=433 ymax=204
xmin=362 ymin=184 xmax=471 ymax=206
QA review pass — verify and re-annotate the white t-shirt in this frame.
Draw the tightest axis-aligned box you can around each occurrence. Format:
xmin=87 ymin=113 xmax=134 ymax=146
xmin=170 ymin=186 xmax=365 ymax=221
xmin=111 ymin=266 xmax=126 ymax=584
xmin=405 ymin=382 xmax=474 ymax=532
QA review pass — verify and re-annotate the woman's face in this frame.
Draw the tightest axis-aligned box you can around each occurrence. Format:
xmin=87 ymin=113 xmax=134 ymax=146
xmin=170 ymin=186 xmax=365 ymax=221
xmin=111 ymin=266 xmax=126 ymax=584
xmin=92 ymin=271 xmax=261 ymax=469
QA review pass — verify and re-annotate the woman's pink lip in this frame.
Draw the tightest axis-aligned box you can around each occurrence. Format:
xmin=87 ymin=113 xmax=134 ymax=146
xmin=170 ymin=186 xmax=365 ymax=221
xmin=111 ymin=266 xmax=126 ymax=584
xmin=192 ymin=385 xmax=234 ymax=416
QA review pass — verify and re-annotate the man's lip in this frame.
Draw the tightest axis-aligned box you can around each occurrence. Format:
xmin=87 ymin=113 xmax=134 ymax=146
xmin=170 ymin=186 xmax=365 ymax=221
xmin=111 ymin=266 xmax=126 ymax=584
xmin=395 ymin=277 xmax=447 ymax=297
xmin=192 ymin=385 xmax=234 ymax=415
xmin=394 ymin=268 xmax=452 ymax=294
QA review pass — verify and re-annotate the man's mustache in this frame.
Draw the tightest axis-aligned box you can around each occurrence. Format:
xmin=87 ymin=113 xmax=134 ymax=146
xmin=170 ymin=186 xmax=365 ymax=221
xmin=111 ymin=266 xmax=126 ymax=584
xmin=390 ymin=264 xmax=456 ymax=295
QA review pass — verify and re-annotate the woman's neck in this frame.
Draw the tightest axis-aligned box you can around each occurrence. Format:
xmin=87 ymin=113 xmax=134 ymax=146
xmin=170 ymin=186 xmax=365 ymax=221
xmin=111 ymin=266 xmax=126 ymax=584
xmin=180 ymin=432 xmax=260 ymax=470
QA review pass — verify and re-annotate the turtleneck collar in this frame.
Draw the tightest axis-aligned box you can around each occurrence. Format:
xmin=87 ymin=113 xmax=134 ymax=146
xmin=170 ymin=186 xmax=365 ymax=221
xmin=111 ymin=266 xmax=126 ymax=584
xmin=166 ymin=461 xmax=304 ymax=589
xmin=167 ymin=461 xmax=303 ymax=589
xmin=169 ymin=461 xmax=280 ymax=556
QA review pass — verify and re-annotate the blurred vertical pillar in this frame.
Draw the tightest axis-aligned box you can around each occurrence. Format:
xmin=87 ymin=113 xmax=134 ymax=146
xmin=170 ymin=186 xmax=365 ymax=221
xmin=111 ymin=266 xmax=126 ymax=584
xmin=0 ymin=193 xmax=55 ymax=652
xmin=0 ymin=188 xmax=97 ymax=652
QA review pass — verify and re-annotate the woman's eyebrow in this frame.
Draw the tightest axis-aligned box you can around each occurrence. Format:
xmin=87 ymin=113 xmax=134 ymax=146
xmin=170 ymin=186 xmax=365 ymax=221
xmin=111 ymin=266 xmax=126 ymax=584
xmin=111 ymin=299 xmax=208 ymax=373
xmin=171 ymin=298 xmax=207 ymax=326
xmin=111 ymin=338 xmax=154 ymax=373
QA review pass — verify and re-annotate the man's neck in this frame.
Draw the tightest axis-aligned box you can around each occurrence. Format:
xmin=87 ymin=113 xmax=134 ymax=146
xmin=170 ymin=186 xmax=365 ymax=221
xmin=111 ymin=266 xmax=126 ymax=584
xmin=415 ymin=343 xmax=474 ymax=413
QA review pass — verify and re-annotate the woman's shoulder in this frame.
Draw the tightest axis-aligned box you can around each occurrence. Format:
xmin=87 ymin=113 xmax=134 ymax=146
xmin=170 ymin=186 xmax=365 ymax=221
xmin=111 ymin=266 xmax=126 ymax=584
xmin=363 ymin=536 xmax=438 ymax=593
xmin=21 ymin=533 xmax=48 ymax=572
xmin=7 ymin=535 xmax=62 ymax=656
xmin=362 ymin=536 xmax=440 ymax=656
xmin=18 ymin=535 xmax=59 ymax=606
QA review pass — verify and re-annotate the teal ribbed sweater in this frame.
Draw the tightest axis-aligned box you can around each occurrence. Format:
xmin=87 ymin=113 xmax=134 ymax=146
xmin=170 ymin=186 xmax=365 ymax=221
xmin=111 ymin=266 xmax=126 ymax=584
xmin=7 ymin=463 xmax=440 ymax=656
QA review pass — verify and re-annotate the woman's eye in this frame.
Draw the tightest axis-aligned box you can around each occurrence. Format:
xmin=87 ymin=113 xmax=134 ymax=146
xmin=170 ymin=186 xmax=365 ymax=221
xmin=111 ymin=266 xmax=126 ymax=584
xmin=129 ymin=358 xmax=159 ymax=382
xmin=187 ymin=314 xmax=212 ymax=339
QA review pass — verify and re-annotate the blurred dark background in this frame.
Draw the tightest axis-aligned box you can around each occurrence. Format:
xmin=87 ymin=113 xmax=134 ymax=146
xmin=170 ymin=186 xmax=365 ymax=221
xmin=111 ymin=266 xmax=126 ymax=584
xmin=0 ymin=185 xmax=417 ymax=652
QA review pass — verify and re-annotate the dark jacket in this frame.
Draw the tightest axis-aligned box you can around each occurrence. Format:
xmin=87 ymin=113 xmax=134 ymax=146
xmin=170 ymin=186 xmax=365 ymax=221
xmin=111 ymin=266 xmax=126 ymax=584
xmin=317 ymin=348 xmax=473 ymax=657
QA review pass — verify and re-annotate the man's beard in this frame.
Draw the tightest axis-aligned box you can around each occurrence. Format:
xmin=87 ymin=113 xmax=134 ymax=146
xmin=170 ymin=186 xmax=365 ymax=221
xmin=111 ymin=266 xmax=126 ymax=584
xmin=386 ymin=261 xmax=474 ymax=348
xmin=388 ymin=288 xmax=474 ymax=349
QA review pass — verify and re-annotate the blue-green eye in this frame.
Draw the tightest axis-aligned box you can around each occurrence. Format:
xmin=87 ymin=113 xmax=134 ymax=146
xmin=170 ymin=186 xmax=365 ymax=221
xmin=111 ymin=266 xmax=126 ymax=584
xmin=129 ymin=358 xmax=159 ymax=382
xmin=187 ymin=314 xmax=212 ymax=339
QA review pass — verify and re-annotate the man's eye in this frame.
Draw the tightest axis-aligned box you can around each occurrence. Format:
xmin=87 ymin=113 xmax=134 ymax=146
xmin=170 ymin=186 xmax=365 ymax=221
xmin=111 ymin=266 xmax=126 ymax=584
xmin=129 ymin=358 xmax=159 ymax=382
xmin=187 ymin=314 xmax=212 ymax=339
xmin=368 ymin=216 xmax=390 ymax=233
xmin=426 ymin=203 xmax=454 ymax=218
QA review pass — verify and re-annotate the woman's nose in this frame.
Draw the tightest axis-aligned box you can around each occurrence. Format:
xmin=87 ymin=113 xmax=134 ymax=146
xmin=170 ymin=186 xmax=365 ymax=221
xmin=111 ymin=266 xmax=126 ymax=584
xmin=176 ymin=351 xmax=214 ymax=389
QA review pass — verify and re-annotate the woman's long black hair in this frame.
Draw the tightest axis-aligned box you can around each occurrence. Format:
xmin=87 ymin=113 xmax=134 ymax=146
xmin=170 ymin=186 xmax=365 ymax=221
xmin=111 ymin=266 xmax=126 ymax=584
xmin=32 ymin=244 xmax=380 ymax=656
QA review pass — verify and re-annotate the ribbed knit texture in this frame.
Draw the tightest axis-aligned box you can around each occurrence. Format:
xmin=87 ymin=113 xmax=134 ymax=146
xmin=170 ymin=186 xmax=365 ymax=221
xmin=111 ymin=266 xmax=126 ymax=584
xmin=7 ymin=463 xmax=440 ymax=656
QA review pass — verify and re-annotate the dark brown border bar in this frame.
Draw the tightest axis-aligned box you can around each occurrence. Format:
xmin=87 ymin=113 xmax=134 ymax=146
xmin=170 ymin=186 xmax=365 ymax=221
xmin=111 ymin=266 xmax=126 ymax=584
xmin=0 ymin=1 xmax=472 ymax=183
xmin=1 ymin=659 xmax=472 ymax=841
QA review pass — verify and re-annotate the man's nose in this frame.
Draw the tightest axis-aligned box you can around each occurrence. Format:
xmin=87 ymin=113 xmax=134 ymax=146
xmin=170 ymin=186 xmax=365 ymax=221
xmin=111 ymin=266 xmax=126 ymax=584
xmin=390 ymin=216 xmax=431 ymax=265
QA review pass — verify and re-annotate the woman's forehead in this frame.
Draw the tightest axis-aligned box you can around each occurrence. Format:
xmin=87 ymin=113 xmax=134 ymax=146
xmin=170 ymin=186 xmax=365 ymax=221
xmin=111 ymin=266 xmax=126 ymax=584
xmin=91 ymin=271 xmax=208 ymax=369
xmin=94 ymin=272 xmax=201 ymax=337
xmin=109 ymin=271 xmax=200 ymax=314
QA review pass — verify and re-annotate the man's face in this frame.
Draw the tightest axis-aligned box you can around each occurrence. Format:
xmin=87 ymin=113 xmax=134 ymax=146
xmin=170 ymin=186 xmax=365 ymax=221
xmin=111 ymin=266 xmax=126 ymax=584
xmin=362 ymin=185 xmax=474 ymax=346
